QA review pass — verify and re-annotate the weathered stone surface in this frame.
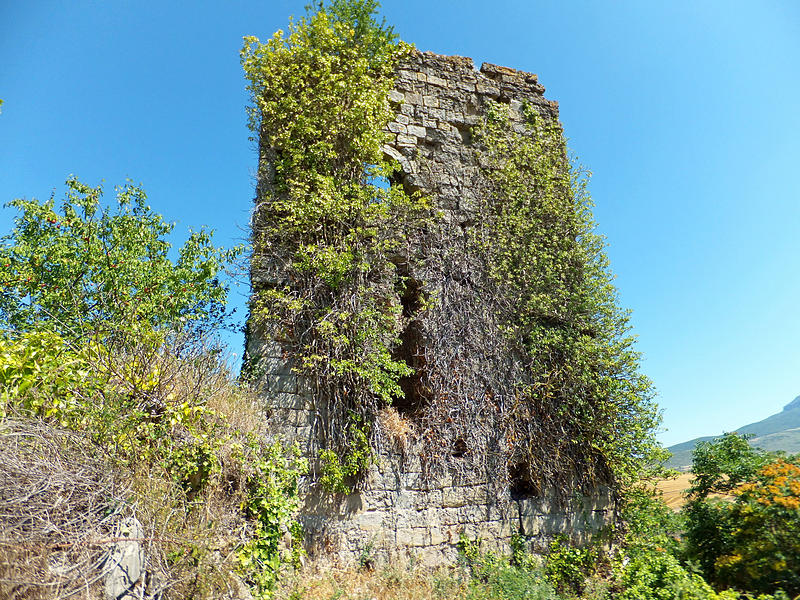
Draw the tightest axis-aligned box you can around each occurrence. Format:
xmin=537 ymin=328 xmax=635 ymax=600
xmin=104 ymin=517 xmax=144 ymax=600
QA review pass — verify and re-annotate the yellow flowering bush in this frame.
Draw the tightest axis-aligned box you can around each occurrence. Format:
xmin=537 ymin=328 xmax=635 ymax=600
xmin=684 ymin=433 xmax=800 ymax=596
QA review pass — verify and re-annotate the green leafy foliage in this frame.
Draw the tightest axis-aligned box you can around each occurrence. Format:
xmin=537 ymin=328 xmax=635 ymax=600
xmin=682 ymin=433 xmax=768 ymax=582
xmin=603 ymin=434 xmax=800 ymax=600
xmin=241 ymin=1 xmax=401 ymax=178
xmin=238 ymin=439 xmax=308 ymax=599
xmin=0 ymin=331 xmax=223 ymax=488
xmin=318 ymin=414 xmax=373 ymax=493
xmin=688 ymin=432 xmax=771 ymax=498
xmin=0 ymin=330 xmax=104 ymax=422
xmin=456 ymin=529 xmax=782 ymax=600
xmin=683 ymin=433 xmax=800 ymax=596
xmin=474 ymin=101 xmax=664 ymax=490
xmin=0 ymin=176 xmax=307 ymax=599
xmin=241 ymin=0 xmax=429 ymax=490
xmin=0 ymin=175 xmax=245 ymax=493
xmin=613 ymin=484 xmax=746 ymax=600
xmin=543 ymin=536 xmax=600 ymax=596
xmin=458 ymin=537 xmax=559 ymax=600
xmin=615 ymin=548 xmax=720 ymax=600
xmin=620 ymin=485 xmax=683 ymax=555
xmin=714 ymin=459 xmax=800 ymax=595
xmin=0 ymin=177 xmax=238 ymax=343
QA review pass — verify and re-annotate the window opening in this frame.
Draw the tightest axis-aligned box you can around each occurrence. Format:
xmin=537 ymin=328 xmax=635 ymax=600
xmin=391 ymin=264 xmax=430 ymax=414
xmin=509 ymin=462 xmax=539 ymax=500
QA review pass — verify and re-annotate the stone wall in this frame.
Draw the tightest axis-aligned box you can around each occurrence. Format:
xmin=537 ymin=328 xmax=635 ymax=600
xmin=248 ymin=50 xmax=615 ymax=566
xmin=383 ymin=51 xmax=559 ymax=225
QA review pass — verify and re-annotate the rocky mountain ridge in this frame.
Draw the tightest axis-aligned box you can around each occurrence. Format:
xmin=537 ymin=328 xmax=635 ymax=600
xmin=666 ymin=395 xmax=800 ymax=469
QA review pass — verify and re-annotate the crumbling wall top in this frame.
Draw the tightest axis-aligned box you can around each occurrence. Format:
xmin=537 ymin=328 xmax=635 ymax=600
xmin=398 ymin=50 xmax=556 ymax=112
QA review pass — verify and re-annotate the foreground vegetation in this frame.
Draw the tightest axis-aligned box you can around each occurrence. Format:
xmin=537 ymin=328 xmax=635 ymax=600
xmin=272 ymin=434 xmax=800 ymax=600
xmin=1 ymin=166 xmax=799 ymax=600
xmin=0 ymin=179 xmax=306 ymax=599
xmin=2 ymin=2 xmax=798 ymax=600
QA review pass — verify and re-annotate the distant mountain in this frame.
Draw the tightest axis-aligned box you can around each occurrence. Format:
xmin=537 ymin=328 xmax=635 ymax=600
xmin=665 ymin=395 xmax=800 ymax=469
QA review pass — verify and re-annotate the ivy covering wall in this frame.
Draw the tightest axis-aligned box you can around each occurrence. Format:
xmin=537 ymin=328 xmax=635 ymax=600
xmin=242 ymin=0 xmax=662 ymax=500
xmin=473 ymin=102 xmax=661 ymax=492
xmin=241 ymin=0 xmax=429 ymax=490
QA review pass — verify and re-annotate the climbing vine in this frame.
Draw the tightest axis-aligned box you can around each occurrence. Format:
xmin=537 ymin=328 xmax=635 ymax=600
xmin=243 ymin=0 xmax=662 ymax=500
xmin=472 ymin=101 xmax=662 ymax=491
xmin=241 ymin=0 xmax=429 ymax=487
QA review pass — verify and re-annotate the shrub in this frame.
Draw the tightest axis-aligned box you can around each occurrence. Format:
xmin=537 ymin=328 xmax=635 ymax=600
xmin=714 ymin=459 xmax=800 ymax=595
xmin=615 ymin=481 xmax=745 ymax=600
xmin=0 ymin=176 xmax=238 ymax=343
xmin=620 ymin=485 xmax=684 ymax=557
xmin=237 ymin=439 xmax=307 ymax=599
xmin=683 ymin=432 xmax=800 ymax=597
xmin=0 ymin=177 xmax=306 ymax=600
xmin=458 ymin=537 xmax=559 ymax=600
xmin=616 ymin=546 xmax=719 ymax=600
xmin=543 ymin=535 xmax=599 ymax=596
xmin=0 ymin=330 xmax=104 ymax=422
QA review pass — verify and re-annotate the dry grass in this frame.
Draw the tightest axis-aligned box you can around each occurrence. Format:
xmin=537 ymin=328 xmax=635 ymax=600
xmin=126 ymin=472 xmax=252 ymax=600
xmin=654 ymin=473 xmax=694 ymax=511
xmin=654 ymin=473 xmax=736 ymax=511
xmin=378 ymin=407 xmax=414 ymax=451
xmin=0 ymin=415 xmax=256 ymax=600
xmin=277 ymin=565 xmax=466 ymax=600
xmin=0 ymin=334 xmax=274 ymax=600
xmin=118 ymin=351 xmax=270 ymax=600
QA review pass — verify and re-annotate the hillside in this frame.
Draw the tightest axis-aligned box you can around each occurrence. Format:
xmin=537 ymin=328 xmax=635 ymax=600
xmin=666 ymin=395 xmax=800 ymax=469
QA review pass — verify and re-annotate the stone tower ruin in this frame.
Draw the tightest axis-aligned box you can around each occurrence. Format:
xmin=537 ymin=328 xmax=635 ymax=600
xmin=247 ymin=50 xmax=614 ymax=566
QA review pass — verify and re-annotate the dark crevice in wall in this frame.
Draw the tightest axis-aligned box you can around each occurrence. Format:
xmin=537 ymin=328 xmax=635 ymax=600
xmin=392 ymin=264 xmax=430 ymax=415
xmin=455 ymin=124 xmax=473 ymax=145
xmin=389 ymin=169 xmax=424 ymax=198
xmin=452 ymin=438 xmax=468 ymax=458
xmin=509 ymin=462 xmax=540 ymax=500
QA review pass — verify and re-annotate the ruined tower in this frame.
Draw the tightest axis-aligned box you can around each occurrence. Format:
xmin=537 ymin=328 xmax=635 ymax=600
xmin=246 ymin=50 xmax=616 ymax=566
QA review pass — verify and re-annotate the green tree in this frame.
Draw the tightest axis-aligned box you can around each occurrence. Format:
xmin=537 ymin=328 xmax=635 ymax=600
xmin=0 ymin=178 xmax=309 ymax=600
xmin=682 ymin=433 xmax=800 ymax=596
xmin=0 ymin=177 xmax=238 ymax=344
xmin=716 ymin=458 xmax=800 ymax=595
xmin=688 ymin=432 xmax=768 ymax=498
xmin=0 ymin=176 xmax=240 ymax=428
xmin=683 ymin=432 xmax=771 ymax=580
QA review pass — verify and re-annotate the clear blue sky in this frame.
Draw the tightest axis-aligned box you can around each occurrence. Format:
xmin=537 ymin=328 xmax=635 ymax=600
xmin=2 ymin=1 xmax=799 ymax=447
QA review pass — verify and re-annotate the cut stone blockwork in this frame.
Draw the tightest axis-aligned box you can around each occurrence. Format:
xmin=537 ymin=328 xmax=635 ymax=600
xmin=248 ymin=50 xmax=614 ymax=566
